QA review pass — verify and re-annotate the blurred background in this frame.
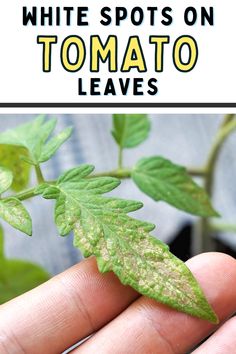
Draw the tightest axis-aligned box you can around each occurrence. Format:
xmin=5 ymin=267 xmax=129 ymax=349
xmin=1 ymin=114 xmax=236 ymax=278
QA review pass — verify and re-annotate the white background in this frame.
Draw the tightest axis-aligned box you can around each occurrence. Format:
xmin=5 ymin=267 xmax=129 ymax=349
xmin=0 ymin=0 xmax=235 ymax=105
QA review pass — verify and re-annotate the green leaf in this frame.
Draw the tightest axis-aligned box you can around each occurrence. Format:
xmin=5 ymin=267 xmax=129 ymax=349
xmin=38 ymin=127 xmax=73 ymax=163
xmin=0 ymin=198 xmax=32 ymax=236
xmin=0 ymin=145 xmax=31 ymax=192
xmin=0 ymin=116 xmax=71 ymax=165
xmin=0 ymin=167 xmax=13 ymax=194
xmin=38 ymin=164 xmax=218 ymax=323
xmin=132 ymin=156 xmax=219 ymax=217
xmin=0 ymin=226 xmax=50 ymax=304
xmin=0 ymin=259 xmax=50 ymax=304
xmin=112 ymin=114 xmax=150 ymax=148
xmin=39 ymin=165 xmax=122 ymax=236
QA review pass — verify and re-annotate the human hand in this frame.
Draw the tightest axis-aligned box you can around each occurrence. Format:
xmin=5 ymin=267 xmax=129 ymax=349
xmin=0 ymin=253 xmax=235 ymax=354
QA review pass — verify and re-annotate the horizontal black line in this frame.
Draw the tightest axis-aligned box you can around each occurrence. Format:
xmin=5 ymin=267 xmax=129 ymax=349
xmin=0 ymin=102 xmax=236 ymax=108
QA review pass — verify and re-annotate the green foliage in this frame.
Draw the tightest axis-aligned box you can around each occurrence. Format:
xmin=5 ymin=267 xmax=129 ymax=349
xmin=0 ymin=115 xmax=221 ymax=323
xmin=0 ymin=260 xmax=50 ymax=304
xmin=0 ymin=198 xmax=32 ymax=236
xmin=38 ymin=126 xmax=73 ymax=163
xmin=37 ymin=164 xmax=218 ymax=323
xmin=112 ymin=114 xmax=150 ymax=148
xmin=0 ymin=145 xmax=31 ymax=192
xmin=0 ymin=115 xmax=73 ymax=165
xmin=0 ymin=166 xmax=32 ymax=235
xmin=132 ymin=156 xmax=219 ymax=217
xmin=0 ymin=227 xmax=50 ymax=304
xmin=36 ymin=165 xmax=129 ymax=236
xmin=0 ymin=166 xmax=13 ymax=194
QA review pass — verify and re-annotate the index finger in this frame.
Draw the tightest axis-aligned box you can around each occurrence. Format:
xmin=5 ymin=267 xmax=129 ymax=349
xmin=0 ymin=257 xmax=138 ymax=354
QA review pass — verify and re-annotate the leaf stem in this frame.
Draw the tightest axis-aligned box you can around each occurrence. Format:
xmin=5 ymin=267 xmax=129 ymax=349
xmin=6 ymin=168 xmax=132 ymax=202
xmin=13 ymin=187 xmax=38 ymax=201
xmin=193 ymin=116 xmax=236 ymax=254
xmin=35 ymin=165 xmax=45 ymax=184
xmin=205 ymin=118 xmax=236 ymax=196
xmin=220 ymin=113 xmax=235 ymax=128
xmin=187 ymin=167 xmax=206 ymax=177
xmin=210 ymin=222 xmax=236 ymax=234
xmin=118 ymin=147 xmax=123 ymax=170
xmin=5 ymin=165 xmax=210 ymax=204
xmin=92 ymin=167 xmax=206 ymax=179
xmin=91 ymin=169 xmax=131 ymax=179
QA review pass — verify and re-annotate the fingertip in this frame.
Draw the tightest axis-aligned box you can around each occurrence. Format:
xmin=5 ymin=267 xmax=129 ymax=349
xmin=186 ymin=252 xmax=236 ymax=322
xmin=186 ymin=252 xmax=236 ymax=274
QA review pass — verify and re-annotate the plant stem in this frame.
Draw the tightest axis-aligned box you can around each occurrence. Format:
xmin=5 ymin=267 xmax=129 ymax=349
xmin=118 ymin=147 xmax=123 ymax=170
xmin=6 ymin=168 xmax=132 ymax=202
xmin=92 ymin=166 xmax=207 ymax=179
xmin=35 ymin=165 xmax=45 ymax=184
xmin=91 ymin=169 xmax=131 ymax=179
xmin=210 ymin=222 xmax=236 ymax=234
xmin=4 ymin=162 xmax=212 ymax=205
xmin=205 ymin=119 xmax=236 ymax=196
xmin=14 ymin=187 xmax=38 ymax=201
xmin=193 ymin=116 xmax=236 ymax=254
xmin=220 ymin=114 xmax=235 ymax=128
xmin=187 ymin=167 xmax=206 ymax=177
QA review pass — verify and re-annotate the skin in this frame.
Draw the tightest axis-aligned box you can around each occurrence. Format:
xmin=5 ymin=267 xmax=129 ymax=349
xmin=0 ymin=252 xmax=235 ymax=354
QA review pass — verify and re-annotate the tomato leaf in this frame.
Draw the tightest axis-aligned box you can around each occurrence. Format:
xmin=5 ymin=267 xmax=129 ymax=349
xmin=0 ymin=259 xmax=50 ymax=304
xmin=0 ymin=198 xmax=32 ymax=236
xmin=0 ymin=116 xmax=72 ymax=165
xmin=37 ymin=164 xmax=218 ymax=323
xmin=112 ymin=114 xmax=150 ymax=148
xmin=0 ymin=145 xmax=31 ymax=192
xmin=132 ymin=156 xmax=219 ymax=217
xmin=0 ymin=226 xmax=50 ymax=304
xmin=0 ymin=167 xmax=13 ymax=194
xmin=39 ymin=126 xmax=73 ymax=163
